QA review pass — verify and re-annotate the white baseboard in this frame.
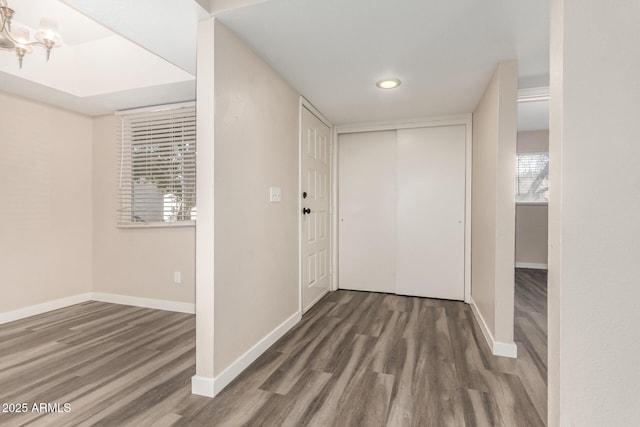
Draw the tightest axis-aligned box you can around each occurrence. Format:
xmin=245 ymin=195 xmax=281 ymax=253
xmin=191 ymin=375 xmax=215 ymax=397
xmin=192 ymin=310 xmax=302 ymax=398
xmin=0 ymin=293 xmax=92 ymax=325
xmin=515 ymin=262 xmax=548 ymax=270
xmin=212 ymin=310 xmax=301 ymax=395
xmin=469 ymin=298 xmax=517 ymax=358
xmin=0 ymin=292 xmax=195 ymax=326
xmin=90 ymin=292 xmax=195 ymax=314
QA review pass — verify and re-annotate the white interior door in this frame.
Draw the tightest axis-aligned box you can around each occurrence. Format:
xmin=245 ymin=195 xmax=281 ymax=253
xmin=301 ymin=106 xmax=331 ymax=312
xmin=337 ymin=125 xmax=466 ymax=300
xmin=338 ymin=131 xmax=397 ymax=293
xmin=395 ymin=125 xmax=466 ymax=300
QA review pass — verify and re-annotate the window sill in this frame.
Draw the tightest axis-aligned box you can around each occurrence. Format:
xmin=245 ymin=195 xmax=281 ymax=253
xmin=116 ymin=221 xmax=196 ymax=229
xmin=516 ymin=201 xmax=548 ymax=207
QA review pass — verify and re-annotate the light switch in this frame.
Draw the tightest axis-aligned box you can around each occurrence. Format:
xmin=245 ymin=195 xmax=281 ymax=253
xmin=269 ymin=186 xmax=282 ymax=203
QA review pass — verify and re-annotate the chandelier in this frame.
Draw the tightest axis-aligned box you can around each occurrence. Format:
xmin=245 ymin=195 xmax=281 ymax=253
xmin=0 ymin=0 xmax=62 ymax=68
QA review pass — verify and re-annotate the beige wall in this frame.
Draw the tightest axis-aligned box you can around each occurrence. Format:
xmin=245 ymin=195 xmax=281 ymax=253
xmin=515 ymin=130 xmax=549 ymax=267
xmin=515 ymin=205 xmax=548 ymax=266
xmin=213 ymin=22 xmax=300 ymax=375
xmin=549 ymin=0 xmax=640 ymax=425
xmin=91 ymin=115 xmax=195 ymax=304
xmin=0 ymin=92 xmax=93 ymax=312
xmin=0 ymin=92 xmax=195 ymax=316
xmin=471 ymin=60 xmax=518 ymax=344
xmin=518 ymin=129 xmax=548 ymax=154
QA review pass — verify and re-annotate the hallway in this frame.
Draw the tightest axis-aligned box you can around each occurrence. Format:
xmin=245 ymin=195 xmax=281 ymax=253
xmin=188 ymin=269 xmax=547 ymax=426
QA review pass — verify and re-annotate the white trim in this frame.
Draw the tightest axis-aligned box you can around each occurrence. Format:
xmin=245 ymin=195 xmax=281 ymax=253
xmin=470 ymin=298 xmax=494 ymax=353
xmin=331 ymin=125 xmax=339 ymax=292
xmin=0 ymin=292 xmax=195 ymax=325
xmin=301 ymin=97 xmax=332 ymax=127
xmin=469 ymin=298 xmax=518 ymax=358
xmin=116 ymin=101 xmax=196 ymax=116
xmin=191 ymin=375 xmax=216 ymax=398
xmin=493 ymin=341 xmax=518 ymax=357
xmin=90 ymin=293 xmax=195 ymax=314
xmin=335 ymin=114 xmax=473 ymax=303
xmin=209 ymin=310 xmax=301 ymax=396
xmin=116 ymin=221 xmax=196 ymax=229
xmin=515 ymin=262 xmax=548 ymax=270
xmin=298 ymin=98 xmax=304 ymax=315
xmin=299 ymin=98 xmax=334 ymax=314
xmin=517 ymin=87 xmax=550 ymax=103
xmin=336 ymin=114 xmax=472 ymax=134
xmin=0 ymin=293 xmax=92 ymax=325
xmin=463 ymin=117 xmax=473 ymax=304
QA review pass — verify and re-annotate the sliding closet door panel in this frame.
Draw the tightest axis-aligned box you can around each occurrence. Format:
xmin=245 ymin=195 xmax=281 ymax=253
xmin=338 ymin=131 xmax=396 ymax=293
xmin=396 ymin=125 xmax=466 ymax=300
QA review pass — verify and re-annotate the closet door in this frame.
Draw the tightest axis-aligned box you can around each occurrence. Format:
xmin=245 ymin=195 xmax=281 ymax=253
xmin=338 ymin=131 xmax=396 ymax=293
xmin=395 ymin=125 xmax=466 ymax=300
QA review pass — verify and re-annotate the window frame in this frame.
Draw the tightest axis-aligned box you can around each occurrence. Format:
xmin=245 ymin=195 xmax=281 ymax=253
xmin=116 ymin=102 xmax=197 ymax=228
xmin=515 ymin=151 xmax=549 ymax=205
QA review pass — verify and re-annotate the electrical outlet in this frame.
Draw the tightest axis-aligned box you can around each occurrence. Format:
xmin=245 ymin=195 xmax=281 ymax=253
xmin=174 ymin=272 xmax=181 ymax=284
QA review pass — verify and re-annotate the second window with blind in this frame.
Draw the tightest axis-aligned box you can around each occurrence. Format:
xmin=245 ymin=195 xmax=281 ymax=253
xmin=117 ymin=103 xmax=196 ymax=226
xmin=516 ymin=152 xmax=549 ymax=203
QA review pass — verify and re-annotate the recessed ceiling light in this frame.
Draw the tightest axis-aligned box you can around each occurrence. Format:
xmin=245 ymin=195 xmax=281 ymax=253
xmin=376 ymin=79 xmax=401 ymax=89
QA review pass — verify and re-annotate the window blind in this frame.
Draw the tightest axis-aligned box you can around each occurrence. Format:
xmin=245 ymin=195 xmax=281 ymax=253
xmin=516 ymin=152 xmax=549 ymax=202
xmin=117 ymin=103 xmax=196 ymax=225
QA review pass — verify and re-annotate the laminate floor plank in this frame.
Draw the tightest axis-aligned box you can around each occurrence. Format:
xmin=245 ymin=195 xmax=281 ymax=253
xmin=331 ymin=369 xmax=394 ymax=427
xmin=460 ymin=388 xmax=505 ymax=427
xmin=245 ymin=369 xmax=333 ymax=427
xmin=368 ymin=310 xmax=409 ymax=375
xmin=0 ymin=268 xmax=546 ymax=426
xmin=387 ymin=305 xmax=464 ymax=426
xmin=259 ymin=317 xmax=342 ymax=395
xmin=513 ymin=268 xmax=548 ymax=423
xmin=273 ymin=302 xmax=337 ymax=354
xmin=304 ymin=334 xmax=380 ymax=427
xmin=304 ymin=320 xmax=357 ymax=373
xmin=183 ymin=349 xmax=288 ymax=424
xmin=514 ymin=343 xmax=548 ymax=423
xmin=188 ymin=389 xmax=274 ymax=427
xmin=77 ymin=366 xmax=195 ymax=427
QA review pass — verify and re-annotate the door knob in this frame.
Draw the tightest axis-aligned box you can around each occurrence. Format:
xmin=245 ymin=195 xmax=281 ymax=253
xmin=303 ymin=207 xmax=311 ymax=215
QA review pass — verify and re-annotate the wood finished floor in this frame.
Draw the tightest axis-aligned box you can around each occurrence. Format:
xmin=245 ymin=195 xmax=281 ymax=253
xmin=0 ymin=269 xmax=546 ymax=426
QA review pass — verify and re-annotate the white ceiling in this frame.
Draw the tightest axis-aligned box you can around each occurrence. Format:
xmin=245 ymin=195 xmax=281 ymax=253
xmin=4 ymin=0 xmax=112 ymax=46
xmin=62 ymin=0 xmax=209 ymax=75
xmin=0 ymin=0 xmax=549 ymax=122
xmin=216 ymin=0 xmax=550 ymax=125
xmin=0 ymin=0 xmax=207 ymax=116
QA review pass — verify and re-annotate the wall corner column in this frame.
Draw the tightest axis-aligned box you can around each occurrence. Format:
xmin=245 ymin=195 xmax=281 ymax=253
xmin=470 ymin=59 xmax=518 ymax=359
xmin=192 ymin=16 xmax=216 ymax=397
